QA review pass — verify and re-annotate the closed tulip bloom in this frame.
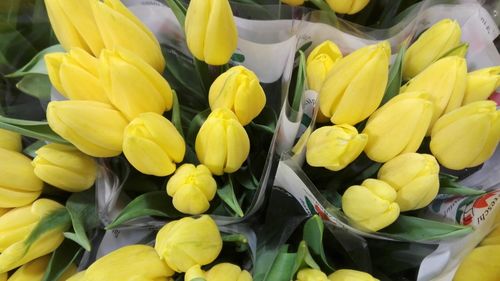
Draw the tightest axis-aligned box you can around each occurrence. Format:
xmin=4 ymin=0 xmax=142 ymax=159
xmin=45 ymin=48 xmax=109 ymax=103
xmin=296 ymin=268 xmax=329 ymax=281
xmin=32 ymin=143 xmax=97 ymax=192
xmin=402 ymin=56 xmax=467 ymax=128
xmin=342 ymin=179 xmax=400 ymax=232
xmin=463 ymin=66 xmax=500 ymax=105
xmin=0 ymin=273 xmax=5 ymax=281
xmin=185 ymin=0 xmax=238 ymax=65
xmin=8 ymin=255 xmax=76 ymax=281
xmin=281 ymin=0 xmax=305 ymax=6
xmin=0 ymin=129 xmax=21 ymax=152
xmin=306 ymin=41 xmax=343 ymax=92
xmin=155 ymin=215 xmax=222 ymax=272
xmin=328 ymin=269 xmax=379 ymax=281
xmin=320 ymin=41 xmax=390 ymax=125
xmin=378 ymin=153 xmax=439 ymax=211
xmin=430 ymin=101 xmax=500 ymax=170
xmin=325 ymin=0 xmax=370 ymax=14
xmin=123 ymin=113 xmax=185 ymax=176
xmin=0 ymin=148 xmax=43 ymax=208
xmin=65 ymin=271 xmax=86 ymax=281
xmin=167 ymin=164 xmax=217 ymax=215
xmin=403 ymin=19 xmax=461 ymax=80
xmin=185 ymin=263 xmax=252 ymax=281
xmin=100 ymin=49 xmax=173 ymax=121
xmin=0 ymin=209 xmax=8 ymax=217
xmin=363 ymin=92 xmax=433 ymax=163
xmin=453 ymin=245 xmax=500 ymax=281
xmin=209 ymin=66 xmax=266 ymax=125
xmin=481 ymin=226 xmax=500 ymax=246
xmin=195 ymin=108 xmax=250 ymax=175
xmin=306 ymin=125 xmax=367 ymax=171
xmin=47 ymin=100 xmax=128 ymax=157
xmin=91 ymin=0 xmax=165 ymax=71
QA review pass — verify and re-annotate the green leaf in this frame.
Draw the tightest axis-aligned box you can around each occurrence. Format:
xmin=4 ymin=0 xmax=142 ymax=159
xmin=439 ymin=187 xmax=485 ymax=196
xmin=193 ymin=57 xmax=210 ymax=94
xmin=42 ymin=239 xmax=84 ymax=281
xmin=6 ymin=44 xmax=64 ymax=78
xmin=171 ymin=90 xmax=184 ymax=137
xmin=264 ymin=245 xmax=296 ymax=281
xmin=16 ymin=74 xmax=51 ymax=100
xmin=217 ymin=176 xmax=244 ymax=217
xmin=164 ymin=0 xmax=187 ymax=31
xmin=292 ymin=51 xmax=306 ymax=112
xmin=0 ymin=115 xmax=68 ymax=144
xmin=381 ymin=43 xmax=407 ymax=104
xmin=438 ymin=43 xmax=469 ymax=60
xmin=24 ymin=208 xmax=71 ymax=252
xmin=303 ymin=215 xmax=334 ymax=272
xmin=23 ymin=140 xmax=46 ymax=158
xmin=233 ymin=166 xmax=259 ymax=190
xmin=308 ymin=0 xmax=338 ymax=25
xmin=250 ymin=106 xmax=277 ymax=135
xmin=64 ymin=189 xmax=100 ymax=251
xmin=187 ymin=109 xmax=211 ymax=146
xmin=222 ymin=233 xmax=249 ymax=252
xmin=107 ymin=191 xmax=182 ymax=229
xmin=292 ymin=241 xmax=320 ymax=275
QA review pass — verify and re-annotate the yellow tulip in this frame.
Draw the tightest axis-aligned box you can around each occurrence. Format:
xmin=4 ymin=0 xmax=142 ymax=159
xmin=325 ymin=0 xmax=370 ymax=14
xmin=430 ymin=100 xmax=500 ymax=170
xmin=7 ymin=255 xmax=76 ymax=281
xmin=328 ymin=269 xmax=379 ymax=281
xmin=403 ymin=19 xmax=462 ymax=80
xmin=363 ymin=91 xmax=433 ymax=163
xmin=306 ymin=124 xmax=367 ymax=171
xmin=185 ymin=0 xmax=238 ymax=65
xmin=0 ymin=129 xmax=21 ymax=152
xmin=307 ymin=41 xmax=343 ymax=93
xmin=0 ymin=273 xmax=5 ymax=281
xmin=0 ymin=148 xmax=43 ymax=208
xmin=296 ymin=268 xmax=329 ymax=281
xmin=32 ymin=143 xmax=97 ymax=192
xmin=320 ymin=41 xmax=390 ymax=125
xmin=45 ymin=48 xmax=109 ymax=103
xmin=47 ymin=100 xmax=128 ymax=157
xmin=0 ymin=209 xmax=8 ymax=217
xmin=209 ymin=66 xmax=266 ymax=125
xmin=342 ymin=179 xmax=400 ymax=232
xmin=166 ymin=164 xmax=217 ymax=215
xmin=65 ymin=271 xmax=86 ymax=281
xmin=281 ymin=0 xmax=305 ymax=6
xmin=463 ymin=66 xmax=500 ymax=105
xmin=401 ymin=56 xmax=467 ymax=129
xmin=185 ymin=263 xmax=252 ymax=281
xmin=0 ymin=199 xmax=68 ymax=273
xmin=90 ymin=0 xmax=165 ymax=71
xmin=481 ymin=226 xmax=500 ymax=246
xmin=453 ymin=245 xmax=500 ymax=281
xmin=155 ymin=215 xmax=222 ymax=272
xmin=378 ymin=153 xmax=439 ymax=211
xmin=123 ymin=112 xmax=185 ymax=176
xmin=195 ymin=108 xmax=250 ymax=175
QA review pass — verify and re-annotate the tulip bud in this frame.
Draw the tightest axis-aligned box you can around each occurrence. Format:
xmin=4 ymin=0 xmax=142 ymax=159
xmin=0 ymin=129 xmax=21 ymax=152
xmin=155 ymin=215 xmax=223 ymax=272
xmin=45 ymin=48 xmax=109 ymax=103
xmin=363 ymin=92 xmax=433 ymax=163
xmin=320 ymin=41 xmax=390 ymax=125
xmin=306 ymin=124 xmax=367 ymax=171
xmin=378 ymin=153 xmax=439 ymax=211
xmin=166 ymin=164 xmax=217 ymax=215
xmin=325 ymin=0 xmax=370 ymax=14
xmin=0 ymin=209 xmax=8 ymax=217
xmin=453 ymin=245 xmax=500 ymax=281
xmin=66 ymin=271 xmax=86 ymax=281
xmin=32 ymin=143 xmax=97 ymax=192
xmin=328 ymin=269 xmax=379 ymax=281
xmin=402 ymin=56 xmax=467 ymax=129
xmin=123 ymin=113 xmax=185 ymax=176
xmin=185 ymin=263 xmax=252 ymax=281
xmin=195 ymin=108 xmax=250 ymax=175
xmin=8 ymin=255 xmax=77 ymax=281
xmin=342 ymin=179 xmax=400 ymax=232
xmin=185 ymin=0 xmax=238 ymax=65
xmin=47 ymin=100 xmax=128 ymax=157
xmin=90 ymin=0 xmax=165 ymax=71
xmin=281 ymin=0 xmax=305 ymax=6
xmin=296 ymin=268 xmax=329 ymax=281
xmin=481 ymin=226 xmax=500 ymax=246
xmin=403 ymin=19 xmax=462 ymax=80
xmin=0 ymin=273 xmax=5 ymax=281
xmin=0 ymin=148 xmax=43 ymax=208
xmin=430 ymin=101 xmax=500 ymax=170
xmin=209 ymin=66 xmax=266 ymax=125
xmin=463 ymin=66 xmax=500 ymax=105
xmin=306 ymin=41 xmax=342 ymax=93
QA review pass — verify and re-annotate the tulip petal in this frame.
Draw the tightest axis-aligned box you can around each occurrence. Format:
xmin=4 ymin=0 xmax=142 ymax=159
xmin=234 ymin=75 xmax=266 ymax=125
xmin=224 ymin=120 xmax=250 ymax=173
xmin=396 ymin=175 xmax=439 ymax=211
xmin=123 ymin=135 xmax=176 ymax=177
xmin=196 ymin=120 xmax=227 ymax=176
xmin=469 ymin=111 xmax=500 ymax=167
xmin=172 ymin=184 xmax=210 ymax=215
xmin=44 ymin=53 xmax=66 ymax=95
xmin=60 ymin=60 xmax=109 ymax=103
xmin=203 ymin=0 xmax=238 ymax=65
xmin=185 ymin=0 xmax=211 ymax=61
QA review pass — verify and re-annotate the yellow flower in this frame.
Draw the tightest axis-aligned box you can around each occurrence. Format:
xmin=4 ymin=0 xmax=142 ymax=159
xmin=453 ymin=245 xmax=500 ymax=281
xmin=209 ymin=66 xmax=266 ymax=125
xmin=296 ymin=268 xmax=329 ymax=281
xmin=378 ymin=153 xmax=439 ymax=211
xmin=0 ymin=148 xmax=43 ymax=208
xmin=155 ymin=215 xmax=222 ymax=273
xmin=320 ymin=42 xmax=390 ymax=125
xmin=403 ymin=19 xmax=462 ymax=80
xmin=47 ymin=100 xmax=128 ymax=157
xmin=185 ymin=0 xmax=238 ymax=65
xmin=7 ymin=255 xmax=76 ymax=281
xmin=0 ymin=129 xmax=21 ymax=152
xmin=342 ymin=179 xmax=400 ymax=232
xmin=166 ymin=164 xmax=217 ymax=215
xmin=123 ymin=112 xmax=185 ymax=176
xmin=185 ymin=263 xmax=252 ymax=281
xmin=306 ymin=40 xmax=342 ymax=92
xmin=401 ymin=56 xmax=467 ymax=129
xmin=481 ymin=226 xmax=500 ymax=246
xmin=45 ymin=48 xmax=109 ymax=103
xmin=66 ymin=271 xmax=86 ymax=281
xmin=99 ymin=49 xmax=173 ymax=121
xmin=363 ymin=92 xmax=433 ymax=163
xmin=0 ymin=273 xmax=5 ymax=281
xmin=281 ymin=0 xmax=305 ymax=6
xmin=430 ymin=100 xmax=500 ymax=170
xmin=306 ymin=124 xmax=367 ymax=171
xmin=195 ymin=108 xmax=250 ymax=175
xmin=32 ymin=143 xmax=97 ymax=192
xmin=463 ymin=66 xmax=500 ymax=105
xmin=328 ymin=269 xmax=379 ymax=281
xmin=325 ymin=0 xmax=370 ymax=14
